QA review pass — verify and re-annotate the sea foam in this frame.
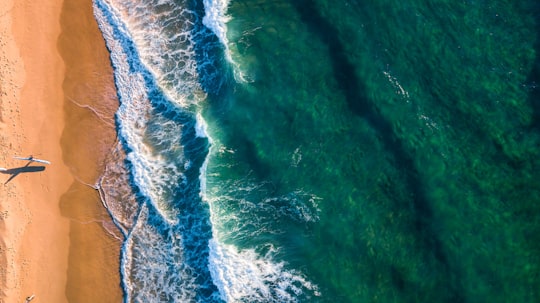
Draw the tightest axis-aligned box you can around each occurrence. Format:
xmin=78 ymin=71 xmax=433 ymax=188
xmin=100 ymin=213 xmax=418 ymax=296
xmin=94 ymin=0 xmax=185 ymax=224
xmin=202 ymin=0 xmax=253 ymax=83
xmin=94 ymin=2 xmax=215 ymax=301
xmin=202 ymin=0 xmax=231 ymax=48
xmin=208 ymin=239 xmax=321 ymax=303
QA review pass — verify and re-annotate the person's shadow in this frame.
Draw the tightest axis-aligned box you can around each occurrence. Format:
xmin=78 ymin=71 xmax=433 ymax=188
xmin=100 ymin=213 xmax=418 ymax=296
xmin=1 ymin=164 xmax=46 ymax=184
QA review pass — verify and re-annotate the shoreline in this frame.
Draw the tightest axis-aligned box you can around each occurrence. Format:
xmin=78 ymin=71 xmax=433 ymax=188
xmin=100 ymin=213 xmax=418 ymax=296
xmin=58 ymin=0 xmax=123 ymax=301
xmin=0 ymin=0 xmax=122 ymax=302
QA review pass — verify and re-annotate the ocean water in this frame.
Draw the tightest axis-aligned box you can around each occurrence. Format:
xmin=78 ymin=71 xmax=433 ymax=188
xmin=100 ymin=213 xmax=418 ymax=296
xmin=92 ymin=0 xmax=540 ymax=302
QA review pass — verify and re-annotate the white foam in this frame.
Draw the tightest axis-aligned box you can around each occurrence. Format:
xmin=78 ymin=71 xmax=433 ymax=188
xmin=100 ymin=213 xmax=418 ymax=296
xmin=94 ymin=0 xmax=187 ymax=224
xmin=202 ymin=0 xmax=231 ymax=48
xmin=195 ymin=112 xmax=211 ymax=139
xmin=98 ymin=0 xmax=207 ymax=107
xmin=199 ymin=152 xmax=210 ymax=202
xmin=201 ymin=147 xmax=321 ymax=300
xmin=122 ymin=205 xmax=200 ymax=302
xmin=202 ymin=0 xmax=254 ymax=83
xmin=208 ymin=239 xmax=321 ymax=302
xmin=95 ymin=1 xmax=230 ymax=302
xmin=204 ymin=168 xmax=322 ymax=235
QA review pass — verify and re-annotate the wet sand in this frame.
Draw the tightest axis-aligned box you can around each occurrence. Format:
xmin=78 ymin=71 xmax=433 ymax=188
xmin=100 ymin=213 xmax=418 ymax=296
xmin=0 ymin=0 xmax=122 ymax=302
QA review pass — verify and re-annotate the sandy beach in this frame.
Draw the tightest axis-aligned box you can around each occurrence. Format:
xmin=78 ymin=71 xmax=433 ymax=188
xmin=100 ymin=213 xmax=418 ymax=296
xmin=0 ymin=0 xmax=122 ymax=302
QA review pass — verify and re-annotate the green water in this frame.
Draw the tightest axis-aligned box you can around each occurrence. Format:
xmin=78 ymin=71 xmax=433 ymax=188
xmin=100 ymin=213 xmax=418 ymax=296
xmin=202 ymin=0 xmax=540 ymax=301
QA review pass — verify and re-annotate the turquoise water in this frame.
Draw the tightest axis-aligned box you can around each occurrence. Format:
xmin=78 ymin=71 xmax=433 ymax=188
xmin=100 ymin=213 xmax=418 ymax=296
xmin=95 ymin=0 xmax=540 ymax=301
xmin=202 ymin=0 xmax=540 ymax=302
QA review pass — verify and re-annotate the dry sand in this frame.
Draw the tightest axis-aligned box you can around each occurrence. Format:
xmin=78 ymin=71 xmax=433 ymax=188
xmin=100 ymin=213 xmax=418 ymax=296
xmin=0 ymin=0 xmax=122 ymax=302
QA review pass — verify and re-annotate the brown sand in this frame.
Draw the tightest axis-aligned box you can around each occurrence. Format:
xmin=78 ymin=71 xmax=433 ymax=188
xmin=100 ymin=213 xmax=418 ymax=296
xmin=0 ymin=0 xmax=122 ymax=302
